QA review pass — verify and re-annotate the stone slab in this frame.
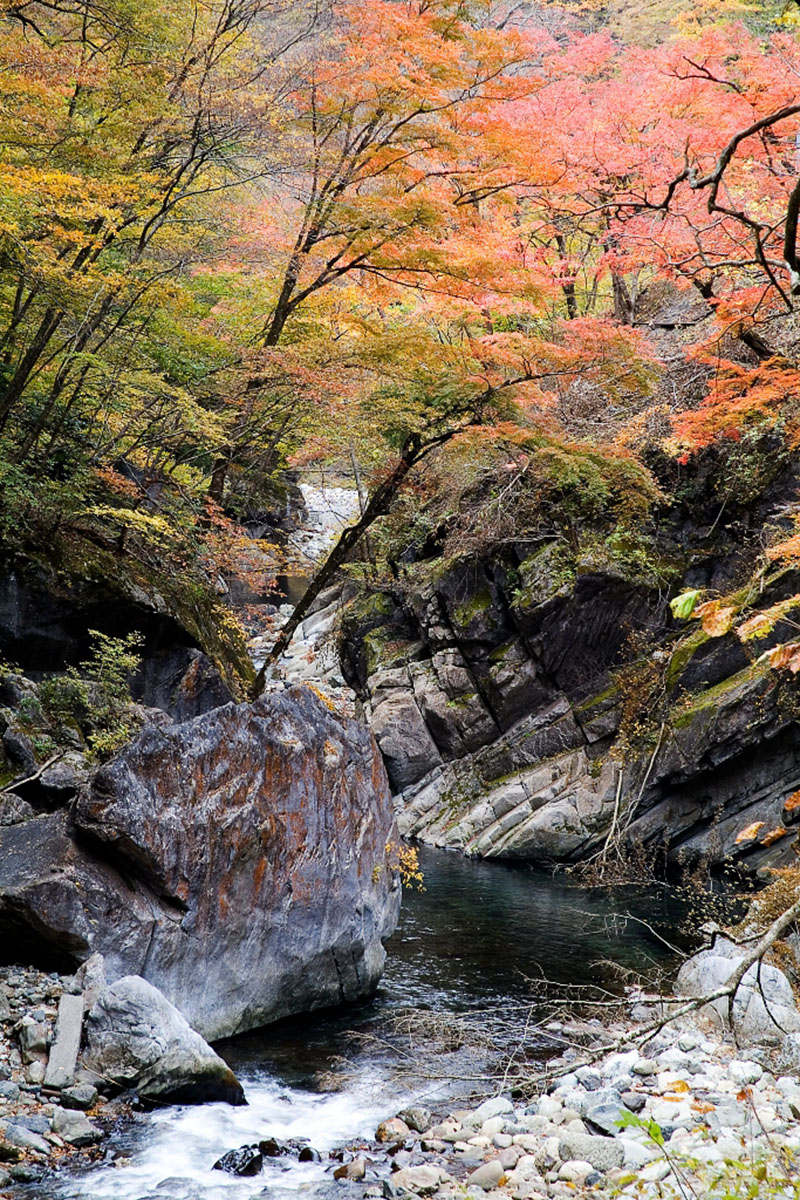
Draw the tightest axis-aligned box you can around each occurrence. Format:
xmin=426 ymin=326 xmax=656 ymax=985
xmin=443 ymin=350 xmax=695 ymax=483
xmin=44 ymin=993 xmax=84 ymax=1089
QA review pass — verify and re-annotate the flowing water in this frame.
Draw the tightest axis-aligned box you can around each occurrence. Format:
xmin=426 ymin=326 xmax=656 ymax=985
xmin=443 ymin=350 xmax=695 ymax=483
xmin=29 ymin=848 xmax=695 ymax=1200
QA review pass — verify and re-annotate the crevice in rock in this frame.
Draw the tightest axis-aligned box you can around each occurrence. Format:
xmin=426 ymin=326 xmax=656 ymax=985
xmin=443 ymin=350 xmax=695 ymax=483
xmin=432 ymin=595 xmax=504 ymax=740
xmin=69 ymin=821 xmax=189 ymax=917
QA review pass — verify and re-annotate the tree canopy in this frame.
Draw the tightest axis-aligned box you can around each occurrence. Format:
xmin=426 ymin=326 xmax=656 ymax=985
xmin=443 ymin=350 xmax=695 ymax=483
xmin=2 ymin=0 xmax=800 ymax=685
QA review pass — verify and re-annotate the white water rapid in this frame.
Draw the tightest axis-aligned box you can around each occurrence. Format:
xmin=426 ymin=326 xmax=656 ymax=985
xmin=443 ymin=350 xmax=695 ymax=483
xmin=52 ymin=1069 xmax=406 ymax=1200
xmin=248 ymin=481 xmax=361 ymax=701
xmin=291 ymin=483 xmax=361 ymax=567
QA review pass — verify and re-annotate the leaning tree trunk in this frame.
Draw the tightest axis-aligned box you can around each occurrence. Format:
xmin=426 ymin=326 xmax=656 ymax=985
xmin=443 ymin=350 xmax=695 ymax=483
xmin=249 ymin=427 xmax=458 ymax=698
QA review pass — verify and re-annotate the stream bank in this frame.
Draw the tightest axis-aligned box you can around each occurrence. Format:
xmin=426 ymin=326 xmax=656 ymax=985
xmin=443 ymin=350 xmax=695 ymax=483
xmin=7 ymin=846 xmax=696 ymax=1199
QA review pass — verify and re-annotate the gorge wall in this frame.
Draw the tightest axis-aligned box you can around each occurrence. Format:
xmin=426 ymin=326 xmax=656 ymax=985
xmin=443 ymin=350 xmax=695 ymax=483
xmin=340 ymin=460 xmax=800 ymax=879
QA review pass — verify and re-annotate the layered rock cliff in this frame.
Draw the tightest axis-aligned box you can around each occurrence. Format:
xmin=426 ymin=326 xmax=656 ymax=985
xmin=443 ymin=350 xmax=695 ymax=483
xmin=339 ymin=458 xmax=800 ymax=878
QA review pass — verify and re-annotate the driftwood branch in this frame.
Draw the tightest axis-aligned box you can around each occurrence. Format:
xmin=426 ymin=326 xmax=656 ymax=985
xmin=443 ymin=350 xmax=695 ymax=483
xmin=1 ymin=753 xmax=64 ymax=795
xmin=541 ymin=895 xmax=800 ymax=1085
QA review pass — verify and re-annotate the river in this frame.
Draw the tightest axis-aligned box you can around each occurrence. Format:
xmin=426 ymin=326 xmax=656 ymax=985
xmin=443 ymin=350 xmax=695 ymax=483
xmin=29 ymin=847 xmax=694 ymax=1200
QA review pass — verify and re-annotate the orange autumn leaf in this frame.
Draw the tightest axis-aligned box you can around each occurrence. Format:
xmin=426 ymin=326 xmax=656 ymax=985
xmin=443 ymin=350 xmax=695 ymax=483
xmin=694 ymin=600 xmax=736 ymax=638
xmin=765 ymin=643 xmax=800 ymax=673
xmin=761 ymin=826 xmax=788 ymax=847
xmin=735 ymin=822 xmax=765 ymax=844
xmin=784 ymin=790 xmax=800 ymax=813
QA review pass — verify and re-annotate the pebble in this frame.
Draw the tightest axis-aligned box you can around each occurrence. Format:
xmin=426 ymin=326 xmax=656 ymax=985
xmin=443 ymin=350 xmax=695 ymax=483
xmin=392 ymin=1165 xmax=448 ymax=1193
xmin=60 ymin=1082 xmax=98 ymax=1110
xmin=51 ymin=1107 xmax=103 ymax=1147
xmin=729 ymin=1060 xmax=763 ymax=1086
xmin=472 ymin=1097 xmax=515 ymax=1123
xmin=334 ymin=1157 xmax=366 ymax=1181
xmin=558 ymin=1159 xmax=593 ymax=1183
xmin=397 ymin=1106 xmax=432 ymax=1133
xmin=466 ymin=1160 xmax=505 ymax=1190
xmin=25 ymin=1062 xmax=45 ymax=1085
xmin=376 ymin=1117 xmax=410 ymax=1142
xmin=3 ymin=1123 xmax=50 ymax=1155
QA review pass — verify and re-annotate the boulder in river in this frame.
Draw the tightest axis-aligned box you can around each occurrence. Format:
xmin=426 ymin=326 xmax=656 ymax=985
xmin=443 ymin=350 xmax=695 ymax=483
xmin=84 ymin=976 xmax=245 ymax=1105
xmin=0 ymin=686 xmax=400 ymax=1040
xmin=213 ymin=1145 xmax=263 ymax=1175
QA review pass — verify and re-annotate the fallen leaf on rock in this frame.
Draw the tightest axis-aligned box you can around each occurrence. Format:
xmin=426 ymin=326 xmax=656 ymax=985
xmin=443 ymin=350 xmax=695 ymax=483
xmin=735 ymin=821 xmax=765 ymax=844
xmin=765 ymin=642 xmax=800 ymax=672
xmin=695 ymin=600 xmax=735 ymax=637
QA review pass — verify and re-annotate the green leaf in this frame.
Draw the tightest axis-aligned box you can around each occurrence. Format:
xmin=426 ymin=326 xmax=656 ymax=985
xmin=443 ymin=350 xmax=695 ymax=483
xmin=615 ymin=1109 xmax=664 ymax=1147
xmin=670 ymin=589 xmax=701 ymax=620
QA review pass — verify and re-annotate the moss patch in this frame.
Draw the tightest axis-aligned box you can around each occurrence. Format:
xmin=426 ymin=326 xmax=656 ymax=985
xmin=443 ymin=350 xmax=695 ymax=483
xmin=453 ymin=587 xmax=493 ymax=628
xmin=574 ymin=682 xmax=621 ymax=715
xmin=665 ymin=626 xmax=710 ymax=691
xmin=513 ymin=542 xmax=576 ymax=610
xmin=670 ymin=659 xmax=769 ymax=728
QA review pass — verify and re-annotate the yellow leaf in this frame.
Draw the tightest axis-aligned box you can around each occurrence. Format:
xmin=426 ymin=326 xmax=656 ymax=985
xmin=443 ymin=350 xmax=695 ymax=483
xmin=735 ymin=821 xmax=765 ymax=844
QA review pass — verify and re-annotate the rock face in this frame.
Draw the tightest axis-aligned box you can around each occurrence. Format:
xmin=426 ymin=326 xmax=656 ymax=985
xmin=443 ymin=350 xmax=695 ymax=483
xmin=84 ymin=976 xmax=245 ymax=1104
xmin=0 ymin=687 xmax=400 ymax=1040
xmin=675 ymin=936 xmax=800 ymax=1044
xmin=0 ymin=562 xmax=234 ymax=720
xmin=341 ymin=541 xmax=800 ymax=874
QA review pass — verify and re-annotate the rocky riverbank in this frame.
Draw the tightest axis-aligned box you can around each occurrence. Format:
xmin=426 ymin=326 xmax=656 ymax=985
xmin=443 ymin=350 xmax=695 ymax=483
xmin=203 ymin=1014 xmax=800 ymax=1200
xmin=351 ymin=1011 xmax=800 ymax=1200
xmin=0 ymin=964 xmax=119 ymax=1191
xmin=199 ymin=927 xmax=800 ymax=1200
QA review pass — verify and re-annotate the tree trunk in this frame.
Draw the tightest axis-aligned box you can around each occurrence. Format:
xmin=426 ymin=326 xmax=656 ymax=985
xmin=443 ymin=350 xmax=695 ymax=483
xmin=612 ymin=273 xmax=633 ymax=324
xmin=0 ymin=308 xmax=64 ymax=429
xmin=207 ymin=449 xmax=232 ymax=507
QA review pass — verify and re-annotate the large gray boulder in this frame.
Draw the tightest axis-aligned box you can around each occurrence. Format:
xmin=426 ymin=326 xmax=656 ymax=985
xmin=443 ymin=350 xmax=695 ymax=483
xmin=675 ymin=936 xmax=800 ymax=1044
xmin=0 ymin=687 xmax=400 ymax=1040
xmin=84 ymin=976 xmax=244 ymax=1105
